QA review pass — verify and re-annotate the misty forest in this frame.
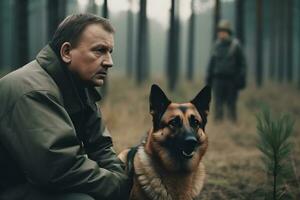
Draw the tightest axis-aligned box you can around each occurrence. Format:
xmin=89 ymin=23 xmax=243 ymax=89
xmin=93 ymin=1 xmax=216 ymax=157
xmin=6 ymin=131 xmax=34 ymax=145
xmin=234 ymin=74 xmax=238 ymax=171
xmin=0 ymin=0 xmax=300 ymax=199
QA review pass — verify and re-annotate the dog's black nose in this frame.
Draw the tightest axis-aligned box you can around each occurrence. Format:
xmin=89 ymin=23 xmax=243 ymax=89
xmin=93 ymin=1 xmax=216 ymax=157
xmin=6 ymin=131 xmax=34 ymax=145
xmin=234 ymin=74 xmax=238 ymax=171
xmin=184 ymin=135 xmax=198 ymax=149
xmin=181 ymin=135 xmax=199 ymax=159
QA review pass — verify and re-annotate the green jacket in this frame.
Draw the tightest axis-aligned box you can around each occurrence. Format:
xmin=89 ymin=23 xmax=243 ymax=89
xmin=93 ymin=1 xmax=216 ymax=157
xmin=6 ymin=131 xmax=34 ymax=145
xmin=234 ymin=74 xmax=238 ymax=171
xmin=206 ymin=38 xmax=247 ymax=89
xmin=0 ymin=45 xmax=129 ymax=199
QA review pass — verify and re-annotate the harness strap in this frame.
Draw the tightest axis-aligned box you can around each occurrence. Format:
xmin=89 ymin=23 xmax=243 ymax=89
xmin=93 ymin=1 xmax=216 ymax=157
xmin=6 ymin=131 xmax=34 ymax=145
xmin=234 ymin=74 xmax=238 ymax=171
xmin=126 ymin=146 xmax=139 ymax=187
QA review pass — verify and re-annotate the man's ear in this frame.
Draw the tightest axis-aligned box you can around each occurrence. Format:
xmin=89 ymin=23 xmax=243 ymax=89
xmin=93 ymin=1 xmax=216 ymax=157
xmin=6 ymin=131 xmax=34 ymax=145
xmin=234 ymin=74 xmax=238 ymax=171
xmin=190 ymin=86 xmax=211 ymax=116
xmin=60 ymin=42 xmax=72 ymax=64
xmin=149 ymin=84 xmax=171 ymax=117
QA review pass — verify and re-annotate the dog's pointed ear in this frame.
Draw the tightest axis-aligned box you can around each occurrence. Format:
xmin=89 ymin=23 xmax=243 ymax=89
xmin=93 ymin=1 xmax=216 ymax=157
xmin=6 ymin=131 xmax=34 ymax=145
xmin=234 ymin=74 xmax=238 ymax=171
xmin=190 ymin=86 xmax=211 ymax=116
xmin=150 ymin=84 xmax=171 ymax=116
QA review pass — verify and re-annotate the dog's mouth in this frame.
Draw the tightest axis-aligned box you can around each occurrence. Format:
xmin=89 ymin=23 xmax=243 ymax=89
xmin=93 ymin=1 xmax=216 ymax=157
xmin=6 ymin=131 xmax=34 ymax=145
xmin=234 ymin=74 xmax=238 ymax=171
xmin=181 ymin=145 xmax=197 ymax=159
xmin=181 ymin=143 xmax=199 ymax=159
xmin=182 ymin=150 xmax=195 ymax=159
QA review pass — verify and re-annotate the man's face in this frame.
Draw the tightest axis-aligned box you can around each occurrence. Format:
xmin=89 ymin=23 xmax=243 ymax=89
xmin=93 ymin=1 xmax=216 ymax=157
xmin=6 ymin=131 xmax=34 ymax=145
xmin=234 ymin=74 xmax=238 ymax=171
xmin=217 ymin=31 xmax=229 ymax=41
xmin=67 ymin=24 xmax=114 ymax=87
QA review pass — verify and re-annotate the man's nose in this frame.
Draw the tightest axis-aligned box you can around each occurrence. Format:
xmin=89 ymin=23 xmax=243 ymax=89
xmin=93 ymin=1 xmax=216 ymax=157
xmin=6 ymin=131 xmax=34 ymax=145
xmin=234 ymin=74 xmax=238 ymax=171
xmin=103 ymin=53 xmax=113 ymax=68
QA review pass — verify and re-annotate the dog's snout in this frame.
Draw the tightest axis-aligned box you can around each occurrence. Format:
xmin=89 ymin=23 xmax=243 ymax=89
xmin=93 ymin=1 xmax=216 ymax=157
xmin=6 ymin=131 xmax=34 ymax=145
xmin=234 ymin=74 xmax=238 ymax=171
xmin=184 ymin=136 xmax=198 ymax=148
xmin=180 ymin=134 xmax=199 ymax=159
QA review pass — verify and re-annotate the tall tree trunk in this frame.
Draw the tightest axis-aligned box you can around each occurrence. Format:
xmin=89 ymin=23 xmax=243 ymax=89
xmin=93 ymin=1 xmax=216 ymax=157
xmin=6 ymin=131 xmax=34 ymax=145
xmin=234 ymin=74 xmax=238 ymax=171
xmin=101 ymin=0 xmax=109 ymax=97
xmin=167 ymin=0 xmax=180 ymax=91
xmin=14 ymin=0 xmax=29 ymax=69
xmin=269 ymin=0 xmax=277 ymax=80
xmin=277 ymin=1 xmax=285 ymax=83
xmin=298 ymin=1 xmax=300 ymax=89
xmin=136 ymin=0 xmax=149 ymax=85
xmin=255 ymin=0 xmax=263 ymax=87
xmin=103 ymin=0 xmax=109 ymax=18
xmin=275 ymin=0 xmax=282 ymax=82
xmin=186 ymin=0 xmax=195 ymax=81
xmin=47 ymin=0 xmax=66 ymax=40
xmin=0 ymin=0 xmax=3 ymax=70
xmin=286 ymin=0 xmax=293 ymax=83
xmin=235 ymin=0 xmax=244 ymax=44
xmin=126 ymin=0 xmax=134 ymax=78
xmin=213 ymin=0 xmax=221 ymax=40
xmin=282 ymin=0 xmax=288 ymax=83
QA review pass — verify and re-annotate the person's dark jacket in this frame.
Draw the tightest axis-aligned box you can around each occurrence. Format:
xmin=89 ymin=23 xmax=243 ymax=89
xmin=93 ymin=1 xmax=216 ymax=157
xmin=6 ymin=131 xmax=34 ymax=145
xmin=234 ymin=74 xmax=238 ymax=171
xmin=206 ymin=37 xmax=246 ymax=89
xmin=0 ymin=45 xmax=129 ymax=200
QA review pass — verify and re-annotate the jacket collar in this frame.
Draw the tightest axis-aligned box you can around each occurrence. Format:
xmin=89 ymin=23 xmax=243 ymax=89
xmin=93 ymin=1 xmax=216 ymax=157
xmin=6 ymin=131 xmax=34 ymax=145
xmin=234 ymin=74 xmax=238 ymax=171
xmin=35 ymin=45 xmax=102 ymax=114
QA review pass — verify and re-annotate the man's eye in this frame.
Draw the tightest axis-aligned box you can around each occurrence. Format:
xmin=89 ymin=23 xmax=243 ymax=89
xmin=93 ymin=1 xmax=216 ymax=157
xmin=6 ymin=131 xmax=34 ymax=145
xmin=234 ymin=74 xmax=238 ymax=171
xmin=97 ymin=48 xmax=107 ymax=53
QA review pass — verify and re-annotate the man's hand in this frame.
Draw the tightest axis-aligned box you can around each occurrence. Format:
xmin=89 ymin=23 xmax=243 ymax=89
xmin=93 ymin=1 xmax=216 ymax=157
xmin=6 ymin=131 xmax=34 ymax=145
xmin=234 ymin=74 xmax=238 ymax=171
xmin=118 ymin=149 xmax=130 ymax=163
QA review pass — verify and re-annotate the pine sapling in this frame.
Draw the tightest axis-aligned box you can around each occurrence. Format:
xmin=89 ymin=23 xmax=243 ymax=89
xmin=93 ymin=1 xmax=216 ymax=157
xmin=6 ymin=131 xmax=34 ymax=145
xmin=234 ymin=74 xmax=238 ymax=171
xmin=256 ymin=107 xmax=294 ymax=200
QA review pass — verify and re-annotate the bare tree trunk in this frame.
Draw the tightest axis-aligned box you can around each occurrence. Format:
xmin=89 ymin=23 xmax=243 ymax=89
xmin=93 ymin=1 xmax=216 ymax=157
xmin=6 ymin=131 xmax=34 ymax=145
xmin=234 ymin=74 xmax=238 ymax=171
xmin=14 ymin=0 xmax=29 ymax=69
xmin=213 ymin=0 xmax=221 ymax=40
xmin=186 ymin=0 xmax=195 ymax=81
xmin=275 ymin=0 xmax=282 ymax=82
xmin=255 ymin=0 xmax=263 ymax=87
xmin=282 ymin=0 xmax=288 ymax=83
xmin=286 ymin=0 xmax=293 ymax=83
xmin=269 ymin=0 xmax=277 ymax=80
xmin=298 ymin=1 xmax=300 ymax=89
xmin=101 ymin=0 xmax=109 ymax=97
xmin=126 ymin=0 xmax=134 ymax=78
xmin=167 ymin=0 xmax=180 ymax=91
xmin=136 ymin=0 xmax=149 ymax=85
xmin=0 ymin=0 xmax=3 ymax=70
xmin=235 ymin=0 xmax=244 ymax=44
xmin=103 ymin=0 xmax=109 ymax=18
xmin=277 ymin=1 xmax=285 ymax=83
xmin=47 ymin=0 xmax=66 ymax=40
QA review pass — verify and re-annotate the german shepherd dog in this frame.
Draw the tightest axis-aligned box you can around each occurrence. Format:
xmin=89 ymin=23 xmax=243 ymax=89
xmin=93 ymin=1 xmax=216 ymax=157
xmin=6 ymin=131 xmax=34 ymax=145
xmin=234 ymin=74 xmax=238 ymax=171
xmin=119 ymin=84 xmax=211 ymax=200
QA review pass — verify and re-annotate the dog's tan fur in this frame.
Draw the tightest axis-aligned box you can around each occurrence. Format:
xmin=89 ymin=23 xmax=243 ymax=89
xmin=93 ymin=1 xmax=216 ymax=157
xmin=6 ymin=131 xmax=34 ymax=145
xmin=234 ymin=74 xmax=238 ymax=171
xmin=119 ymin=85 xmax=210 ymax=200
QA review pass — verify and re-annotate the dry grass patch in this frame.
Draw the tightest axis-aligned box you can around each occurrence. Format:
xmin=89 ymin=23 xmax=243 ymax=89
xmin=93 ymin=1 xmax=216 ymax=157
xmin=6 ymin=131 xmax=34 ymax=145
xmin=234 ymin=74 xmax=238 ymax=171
xmin=100 ymin=78 xmax=300 ymax=199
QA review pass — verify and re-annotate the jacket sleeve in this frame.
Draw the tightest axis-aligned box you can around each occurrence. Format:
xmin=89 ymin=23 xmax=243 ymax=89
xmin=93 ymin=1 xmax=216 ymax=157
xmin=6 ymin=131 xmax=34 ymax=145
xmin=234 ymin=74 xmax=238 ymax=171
xmin=236 ymin=42 xmax=247 ymax=77
xmin=82 ymin=101 xmax=130 ymax=179
xmin=8 ymin=90 xmax=129 ymax=200
xmin=235 ymin=42 xmax=247 ymax=89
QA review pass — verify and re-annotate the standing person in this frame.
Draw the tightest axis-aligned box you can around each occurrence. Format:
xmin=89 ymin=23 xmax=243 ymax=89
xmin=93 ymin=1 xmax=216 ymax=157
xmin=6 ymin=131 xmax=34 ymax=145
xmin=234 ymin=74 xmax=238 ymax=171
xmin=206 ymin=19 xmax=247 ymax=122
xmin=0 ymin=14 xmax=129 ymax=200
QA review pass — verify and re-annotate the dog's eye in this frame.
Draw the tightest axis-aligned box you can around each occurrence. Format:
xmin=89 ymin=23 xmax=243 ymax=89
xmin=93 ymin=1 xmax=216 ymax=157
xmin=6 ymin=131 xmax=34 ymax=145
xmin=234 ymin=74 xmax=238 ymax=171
xmin=168 ymin=117 xmax=182 ymax=129
xmin=190 ymin=115 xmax=201 ymax=129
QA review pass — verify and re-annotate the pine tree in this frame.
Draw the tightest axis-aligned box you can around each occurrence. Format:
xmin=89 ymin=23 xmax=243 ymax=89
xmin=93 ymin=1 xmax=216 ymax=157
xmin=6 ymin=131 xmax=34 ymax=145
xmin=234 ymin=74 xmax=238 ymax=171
xmin=256 ymin=107 xmax=294 ymax=200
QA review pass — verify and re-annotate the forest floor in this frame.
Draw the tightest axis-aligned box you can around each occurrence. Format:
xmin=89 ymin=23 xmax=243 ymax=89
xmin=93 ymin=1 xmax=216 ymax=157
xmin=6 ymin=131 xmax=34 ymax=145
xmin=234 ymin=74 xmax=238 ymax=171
xmin=101 ymin=77 xmax=300 ymax=200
